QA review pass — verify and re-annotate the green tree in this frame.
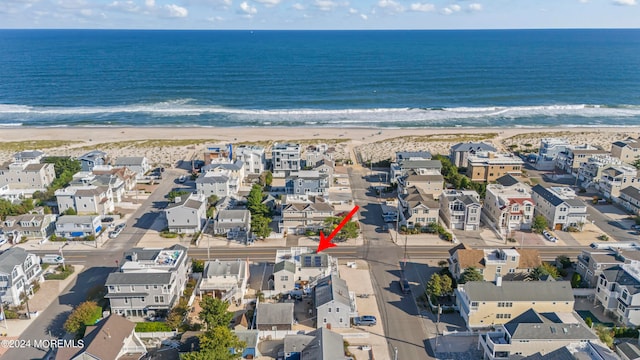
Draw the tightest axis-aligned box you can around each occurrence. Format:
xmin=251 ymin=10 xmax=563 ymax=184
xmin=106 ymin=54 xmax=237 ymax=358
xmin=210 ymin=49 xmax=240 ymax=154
xmin=251 ymin=215 xmax=272 ymax=238
xmin=426 ymin=273 xmax=443 ymax=297
xmin=63 ymin=301 xmax=102 ymax=335
xmin=571 ymin=272 xmax=582 ymax=288
xmin=440 ymin=273 xmax=453 ymax=295
xmin=168 ymin=190 xmax=190 ymax=202
xmin=459 ymin=267 xmax=484 ymax=283
xmin=556 ymin=255 xmax=571 ymax=269
xmin=199 ymin=296 xmax=234 ymax=329
xmin=247 ymin=185 xmax=269 ymax=217
xmin=62 ymin=208 xmax=77 ymax=215
xmin=532 ymin=215 xmax=548 ymax=234
xmin=585 ymin=317 xmax=593 ymax=328
xmin=323 ymin=216 xmax=359 ymax=240
xmin=208 ymin=195 xmax=219 ymax=206
xmin=259 ymin=171 xmax=273 ymax=187
xmin=181 ymin=326 xmax=245 ymax=360
xmin=529 ymin=262 xmax=560 ymax=280
xmin=192 ymin=259 xmax=205 ymax=273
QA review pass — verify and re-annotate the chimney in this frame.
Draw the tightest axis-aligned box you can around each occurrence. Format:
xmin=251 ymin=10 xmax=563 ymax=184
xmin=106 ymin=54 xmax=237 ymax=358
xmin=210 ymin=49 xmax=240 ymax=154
xmin=495 ymin=274 xmax=502 ymax=287
xmin=131 ymin=252 xmax=138 ymax=261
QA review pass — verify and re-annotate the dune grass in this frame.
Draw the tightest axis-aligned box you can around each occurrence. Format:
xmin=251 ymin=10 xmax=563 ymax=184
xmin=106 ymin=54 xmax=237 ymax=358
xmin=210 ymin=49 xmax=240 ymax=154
xmin=0 ymin=140 xmax=81 ymax=152
xmin=373 ymin=133 xmax=499 ymax=144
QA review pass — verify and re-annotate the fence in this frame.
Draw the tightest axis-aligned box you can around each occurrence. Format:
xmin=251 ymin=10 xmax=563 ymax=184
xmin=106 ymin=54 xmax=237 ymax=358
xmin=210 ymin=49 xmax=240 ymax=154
xmin=135 ymin=331 xmax=178 ymax=339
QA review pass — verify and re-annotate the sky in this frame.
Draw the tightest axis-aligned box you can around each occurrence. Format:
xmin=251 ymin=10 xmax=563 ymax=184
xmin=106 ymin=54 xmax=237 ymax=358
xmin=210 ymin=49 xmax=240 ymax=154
xmin=0 ymin=0 xmax=639 ymax=29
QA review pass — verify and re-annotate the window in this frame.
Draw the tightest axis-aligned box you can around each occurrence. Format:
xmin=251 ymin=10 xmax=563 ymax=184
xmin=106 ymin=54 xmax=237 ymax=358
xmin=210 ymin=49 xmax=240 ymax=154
xmin=116 ymin=285 xmax=121 ymax=292
xmin=328 ymin=308 xmax=332 ymax=313
xmin=471 ymin=301 xmax=479 ymax=308
xmin=154 ymin=296 xmax=165 ymax=303
xmin=124 ymin=297 xmax=129 ymax=304
xmin=496 ymin=266 xmax=501 ymax=274
xmin=496 ymin=314 xmax=512 ymax=319
xmin=323 ymin=318 xmax=327 ymax=324
xmin=497 ymin=302 xmax=512 ymax=308
xmin=130 ymin=285 xmax=135 ymax=291
xmin=280 ymin=276 xmax=289 ymax=281
xmin=622 ymin=291 xmax=628 ymax=301
xmin=336 ymin=308 xmax=340 ymax=313
xmin=339 ymin=318 xmax=343 ymax=323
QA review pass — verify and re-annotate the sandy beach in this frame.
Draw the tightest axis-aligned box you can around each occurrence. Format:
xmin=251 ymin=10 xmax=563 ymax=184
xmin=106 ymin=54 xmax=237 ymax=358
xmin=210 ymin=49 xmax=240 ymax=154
xmin=1 ymin=126 xmax=638 ymax=166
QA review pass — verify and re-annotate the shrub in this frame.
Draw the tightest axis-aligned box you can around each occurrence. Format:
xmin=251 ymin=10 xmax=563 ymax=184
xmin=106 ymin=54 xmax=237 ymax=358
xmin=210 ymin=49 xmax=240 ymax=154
xmin=597 ymin=234 xmax=609 ymax=241
xmin=585 ymin=317 xmax=593 ymax=328
xmin=135 ymin=321 xmax=172 ymax=332
xmin=4 ymin=309 xmax=19 ymax=319
xmin=45 ymin=265 xmax=74 ymax=280
xmin=160 ymin=231 xmax=178 ymax=238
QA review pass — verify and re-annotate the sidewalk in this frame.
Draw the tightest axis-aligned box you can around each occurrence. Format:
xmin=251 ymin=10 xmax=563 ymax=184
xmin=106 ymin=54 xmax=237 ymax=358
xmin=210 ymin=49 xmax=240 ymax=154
xmin=0 ymin=265 xmax=83 ymax=356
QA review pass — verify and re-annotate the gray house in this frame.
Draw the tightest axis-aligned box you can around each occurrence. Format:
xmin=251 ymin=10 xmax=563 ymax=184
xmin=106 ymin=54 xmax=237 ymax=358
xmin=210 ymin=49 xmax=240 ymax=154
xmin=0 ymin=247 xmax=43 ymax=306
xmin=198 ymin=259 xmax=249 ymax=304
xmin=449 ymin=142 xmax=497 ymax=168
xmin=314 ymin=273 xmax=354 ymax=329
xmin=272 ymin=261 xmax=297 ymax=293
xmin=256 ymin=302 xmax=294 ymax=331
xmin=284 ymin=328 xmax=346 ymax=360
xmin=78 ymin=150 xmax=109 ymax=172
xmin=113 ymin=156 xmax=150 ymax=179
xmin=439 ymin=190 xmax=482 ymax=231
xmin=105 ymin=244 xmax=189 ymax=317
xmin=287 ymin=171 xmax=329 ymax=196
xmin=213 ymin=209 xmax=251 ymax=241
xmin=165 ymin=192 xmax=207 ymax=234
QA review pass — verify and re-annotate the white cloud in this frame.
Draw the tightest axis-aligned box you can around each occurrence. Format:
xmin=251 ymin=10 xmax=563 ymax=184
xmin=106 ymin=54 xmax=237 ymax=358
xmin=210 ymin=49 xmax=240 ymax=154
xmin=107 ymin=0 xmax=140 ymax=13
xmin=360 ymin=13 xmax=367 ymax=19
xmin=579 ymin=0 xmax=589 ymax=3
xmin=145 ymin=0 xmax=155 ymax=7
xmin=314 ymin=0 xmax=338 ymax=11
xmin=468 ymin=3 xmax=482 ymax=11
xmin=163 ymin=4 xmax=188 ymax=17
xmin=450 ymin=4 xmax=461 ymax=11
xmin=612 ymin=0 xmax=636 ymax=5
xmin=377 ymin=0 xmax=404 ymax=13
xmin=441 ymin=3 xmax=461 ymax=14
xmin=409 ymin=2 xmax=434 ymax=12
xmin=255 ymin=0 xmax=281 ymax=7
xmin=239 ymin=1 xmax=257 ymax=14
xmin=349 ymin=7 xmax=357 ymax=13
xmin=56 ymin=0 xmax=88 ymax=9
xmin=292 ymin=3 xmax=305 ymax=10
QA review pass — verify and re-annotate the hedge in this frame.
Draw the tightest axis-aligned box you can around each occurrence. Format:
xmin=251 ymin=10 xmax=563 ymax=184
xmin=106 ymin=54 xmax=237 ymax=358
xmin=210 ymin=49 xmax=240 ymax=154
xmin=135 ymin=321 xmax=172 ymax=332
xmin=44 ymin=264 xmax=75 ymax=280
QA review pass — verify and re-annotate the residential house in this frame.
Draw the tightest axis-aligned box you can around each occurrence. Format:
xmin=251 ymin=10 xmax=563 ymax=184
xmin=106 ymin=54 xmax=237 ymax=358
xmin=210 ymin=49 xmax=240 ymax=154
xmin=595 ymin=264 xmax=640 ymax=327
xmin=314 ymin=273 xmax=355 ymax=329
xmin=235 ymin=145 xmax=266 ymax=175
xmin=92 ymin=166 xmax=137 ymax=191
xmin=304 ymin=144 xmax=334 ymax=167
xmin=439 ymin=189 xmax=481 ymax=231
xmin=0 ymin=182 xmax=29 ymax=203
xmin=450 ymin=142 xmax=497 ymax=168
xmin=478 ymin=309 xmax=598 ymax=360
xmin=534 ymin=138 xmax=573 ymax=171
xmin=0 ymin=247 xmax=43 ymax=306
xmin=448 ymin=244 xmax=541 ymax=281
xmin=287 ymin=170 xmax=329 ymax=196
xmin=12 ymin=150 xmax=45 ymax=163
xmin=556 ymin=145 xmax=609 ymax=175
xmin=398 ymin=170 xmax=444 ymax=198
xmin=165 ymin=192 xmax=206 ymax=234
xmin=196 ymin=170 xmax=236 ymax=198
xmin=577 ymin=154 xmax=625 ymax=188
xmin=202 ymin=160 xmax=245 ymax=188
xmin=70 ymin=171 xmax=127 ymax=204
xmin=620 ymin=186 xmax=640 ymax=215
xmin=113 ymin=156 xmax=150 ymax=179
xmin=105 ymin=244 xmax=189 ymax=317
xmin=455 ymin=280 xmax=575 ymax=329
xmin=283 ymin=328 xmax=346 ymax=360
xmin=398 ymin=186 xmax=439 ymax=229
xmin=78 ymin=150 xmax=109 ymax=172
xmin=198 ymin=259 xmax=249 ymax=304
xmin=256 ymin=302 xmax=294 ymax=331
xmin=272 ymin=143 xmax=302 ymax=175
xmin=312 ymin=158 xmax=335 ymax=185
xmin=271 ymin=247 xmax=337 ymax=294
xmin=0 ymin=158 xmax=55 ymax=190
xmin=597 ymin=165 xmax=640 ymax=201
xmin=55 ymin=215 xmax=102 ymax=239
xmin=280 ymin=196 xmax=334 ymax=235
xmin=466 ymin=151 xmax=524 ymax=183
xmin=576 ymin=248 xmax=640 ymax=287
xmin=616 ymin=341 xmax=640 ymax=360
xmin=1 ymin=213 xmax=55 ymax=242
xmin=484 ymin=175 xmax=535 ymax=236
xmin=233 ymin=330 xmax=261 ymax=360
xmin=55 ymin=314 xmax=146 ymax=360
xmin=55 ymin=185 xmax=114 ymax=215
xmin=204 ymin=144 xmax=232 ymax=165
xmin=396 ymin=151 xmax=432 ymax=163
xmin=612 ymin=137 xmax=640 ymax=163
xmin=390 ymin=159 xmax=442 ymax=184
xmin=213 ymin=209 xmax=251 ymax=241
xmin=531 ymin=185 xmax=589 ymax=231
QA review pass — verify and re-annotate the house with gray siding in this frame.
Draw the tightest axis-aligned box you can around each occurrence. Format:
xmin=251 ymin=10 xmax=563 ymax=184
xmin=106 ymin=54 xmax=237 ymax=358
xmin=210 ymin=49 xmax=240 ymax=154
xmin=196 ymin=171 xmax=236 ymax=198
xmin=198 ymin=259 xmax=249 ymax=304
xmin=1 ymin=213 xmax=55 ymax=243
xmin=287 ymin=170 xmax=329 ymax=196
xmin=0 ymin=247 xmax=43 ymax=306
xmin=113 ymin=156 xmax=150 ymax=179
xmin=165 ymin=192 xmax=207 ymax=234
xmin=105 ymin=244 xmax=189 ymax=317
xmin=439 ymin=189 xmax=481 ymax=231
xmin=271 ymin=247 xmax=338 ymax=294
xmin=284 ymin=328 xmax=347 ymax=360
xmin=272 ymin=143 xmax=302 ymax=176
xmin=55 ymin=215 xmax=102 ymax=239
xmin=55 ymin=185 xmax=115 ymax=215
xmin=235 ymin=145 xmax=266 ymax=176
xmin=450 ymin=142 xmax=497 ymax=168
xmin=531 ymin=185 xmax=589 ymax=231
xmin=620 ymin=186 xmax=640 ymax=215
xmin=0 ymin=159 xmax=56 ymax=190
xmin=213 ymin=209 xmax=251 ymax=241
xmin=78 ymin=150 xmax=109 ymax=172
xmin=256 ymin=302 xmax=294 ymax=331
xmin=314 ymin=273 xmax=355 ymax=329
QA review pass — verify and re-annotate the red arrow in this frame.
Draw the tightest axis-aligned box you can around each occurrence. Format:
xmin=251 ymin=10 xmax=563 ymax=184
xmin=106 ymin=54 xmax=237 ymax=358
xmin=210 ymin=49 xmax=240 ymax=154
xmin=317 ymin=205 xmax=360 ymax=253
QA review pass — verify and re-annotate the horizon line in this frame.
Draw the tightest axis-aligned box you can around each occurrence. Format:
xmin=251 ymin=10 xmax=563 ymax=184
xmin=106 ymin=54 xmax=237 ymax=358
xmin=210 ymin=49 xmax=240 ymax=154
xmin=1 ymin=27 xmax=640 ymax=31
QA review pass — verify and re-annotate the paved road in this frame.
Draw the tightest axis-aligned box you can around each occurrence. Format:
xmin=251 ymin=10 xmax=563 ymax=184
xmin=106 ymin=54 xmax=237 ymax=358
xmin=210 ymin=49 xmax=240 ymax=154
xmin=3 ymin=169 xmax=186 ymax=360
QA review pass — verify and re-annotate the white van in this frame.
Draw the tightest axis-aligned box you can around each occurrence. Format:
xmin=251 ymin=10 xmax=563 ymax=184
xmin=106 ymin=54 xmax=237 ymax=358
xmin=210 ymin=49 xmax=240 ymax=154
xmin=42 ymin=254 xmax=64 ymax=264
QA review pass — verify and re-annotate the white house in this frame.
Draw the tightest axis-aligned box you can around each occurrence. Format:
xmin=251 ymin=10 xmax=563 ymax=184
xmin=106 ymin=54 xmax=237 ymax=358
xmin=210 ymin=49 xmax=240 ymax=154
xmin=272 ymin=247 xmax=338 ymax=294
xmin=439 ymin=189 xmax=481 ymax=231
xmin=213 ymin=209 xmax=251 ymax=242
xmin=113 ymin=156 xmax=150 ymax=179
xmin=484 ymin=175 xmax=535 ymax=236
xmin=235 ymin=145 xmax=266 ymax=176
xmin=596 ymin=264 xmax=640 ymax=327
xmin=164 ymin=192 xmax=207 ymax=234
xmin=314 ymin=273 xmax=355 ymax=329
xmin=597 ymin=164 xmax=640 ymax=201
xmin=398 ymin=186 xmax=439 ymax=229
xmin=0 ymin=247 xmax=43 ymax=306
xmin=272 ymin=143 xmax=301 ymax=175
xmin=55 ymin=215 xmax=102 ymax=239
xmin=196 ymin=170 xmax=236 ymax=198
xmin=198 ymin=259 xmax=250 ymax=304
xmin=0 ymin=158 xmax=55 ymax=190
xmin=1 ymin=213 xmax=56 ymax=243
xmin=531 ymin=185 xmax=589 ymax=231
xmin=55 ymin=185 xmax=114 ymax=215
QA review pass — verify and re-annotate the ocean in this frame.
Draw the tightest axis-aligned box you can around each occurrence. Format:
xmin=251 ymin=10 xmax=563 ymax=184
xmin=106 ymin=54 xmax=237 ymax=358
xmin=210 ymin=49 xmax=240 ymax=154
xmin=0 ymin=29 xmax=639 ymax=128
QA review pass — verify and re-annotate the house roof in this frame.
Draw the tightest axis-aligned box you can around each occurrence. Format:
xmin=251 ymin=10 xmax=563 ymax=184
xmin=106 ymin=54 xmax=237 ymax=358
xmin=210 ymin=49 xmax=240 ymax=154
xmin=217 ymin=209 xmax=250 ymax=221
xmin=234 ymin=330 xmax=259 ymax=349
xmin=0 ymin=247 xmax=29 ymax=274
xmin=565 ymin=198 xmax=587 ymax=207
xmin=402 ymin=186 xmax=439 ymax=210
xmin=166 ymin=193 xmax=204 ymax=210
xmin=79 ymin=150 xmax=107 ymax=161
xmin=274 ymin=260 xmax=296 ymax=274
xmin=202 ymin=160 xmax=244 ymax=172
xmin=14 ymin=150 xmax=44 ymax=160
xmin=56 ymin=314 xmax=138 ymax=360
xmin=503 ymin=309 xmax=596 ymax=341
xmin=617 ymin=341 xmax=640 ymax=360
xmin=123 ymin=244 xmax=187 ymax=262
xmin=494 ymin=174 xmax=520 ymax=187
xmin=453 ymin=249 xmax=486 ymax=269
xmin=204 ymin=259 xmax=246 ymax=279
xmin=518 ymin=249 xmax=542 ymax=269
xmin=284 ymin=334 xmax=315 ymax=354
xmin=398 ymin=159 xmax=442 ymax=170
xmin=315 ymin=273 xmax=351 ymax=308
xmin=601 ymin=266 xmax=640 ymax=295
xmin=105 ymin=272 xmax=172 ymax=286
xmin=621 ymin=186 xmax=640 ymax=202
xmin=396 ymin=151 xmax=432 ymax=160
xmin=283 ymin=201 xmax=334 ymax=213
xmin=300 ymin=328 xmax=346 ymax=360
xmin=24 ymin=163 xmax=48 ymax=171
xmin=114 ymin=157 xmax=146 ymax=166
xmin=451 ymin=142 xmax=497 ymax=152
xmin=196 ymin=173 xmax=230 ymax=184
xmin=56 ymin=215 xmax=99 ymax=225
xmin=460 ymin=281 xmax=574 ymax=302
xmin=448 ymin=243 xmax=469 ymax=256
xmin=520 ymin=346 xmax=577 ymax=360
xmin=256 ymin=303 xmax=294 ymax=326
xmin=532 ymin=184 xmax=565 ymax=207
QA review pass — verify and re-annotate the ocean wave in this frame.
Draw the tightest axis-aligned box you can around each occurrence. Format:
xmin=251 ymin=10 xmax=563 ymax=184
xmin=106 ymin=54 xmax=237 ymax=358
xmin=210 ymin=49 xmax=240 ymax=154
xmin=1 ymin=101 xmax=640 ymax=127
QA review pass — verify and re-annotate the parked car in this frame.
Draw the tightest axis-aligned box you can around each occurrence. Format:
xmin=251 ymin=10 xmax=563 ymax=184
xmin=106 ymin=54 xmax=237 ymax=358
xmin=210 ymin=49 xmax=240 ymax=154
xmin=109 ymin=224 xmax=126 ymax=238
xmin=632 ymin=224 xmax=640 ymax=231
xmin=542 ymin=230 xmax=558 ymax=243
xmin=399 ymin=278 xmax=411 ymax=294
xmin=353 ymin=316 xmax=377 ymax=326
xmin=42 ymin=254 xmax=65 ymax=264
xmin=101 ymin=216 xmax=114 ymax=223
xmin=178 ymin=175 xmax=186 ymax=183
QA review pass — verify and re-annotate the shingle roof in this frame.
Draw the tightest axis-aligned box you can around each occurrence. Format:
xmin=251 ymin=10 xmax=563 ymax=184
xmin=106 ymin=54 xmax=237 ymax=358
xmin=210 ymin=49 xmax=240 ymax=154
xmin=601 ymin=266 xmax=640 ymax=295
xmin=314 ymin=273 xmax=351 ymax=308
xmin=453 ymin=249 xmax=485 ymax=269
xmin=274 ymin=261 xmax=296 ymax=274
xmin=402 ymin=186 xmax=439 ymax=210
xmin=300 ymin=328 xmax=346 ymax=360
xmin=532 ymin=184 xmax=564 ymax=207
xmin=204 ymin=260 xmax=246 ymax=279
xmin=495 ymin=174 xmax=520 ymax=187
xmin=503 ymin=310 xmax=596 ymax=341
xmin=217 ymin=209 xmax=250 ymax=221
xmin=518 ymin=249 xmax=542 ymax=269
xmin=460 ymin=281 xmax=574 ymax=302
xmin=234 ymin=330 xmax=259 ymax=349
xmin=56 ymin=314 xmax=138 ymax=360
xmin=114 ymin=157 xmax=146 ymax=166
xmin=617 ymin=341 xmax=640 ymax=360
xmin=196 ymin=173 xmax=230 ymax=184
xmin=396 ymin=151 xmax=432 ymax=160
xmin=0 ymin=247 xmax=29 ymax=274
xmin=105 ymin=272 xmax=172 ymax=286
xmin=56 ymin=215 xmax=99 ymax=224
xmin=565 ymin=198 xmax=587 ymax=207
xmin=256 ymin=303 xmax=293 ymax=326
xmin=451 ymin=142 xmax=497 ymax=152
xmin=621 ymin=186 xmax=640 ymax=202
xmin=398 ymin=159 xmax=442 ymax=170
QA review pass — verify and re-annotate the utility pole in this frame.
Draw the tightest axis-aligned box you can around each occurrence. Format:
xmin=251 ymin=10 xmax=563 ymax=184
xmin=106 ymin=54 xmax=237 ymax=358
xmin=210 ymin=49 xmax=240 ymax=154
xmin=435 ymin=304 xmax=442 ymax=352
xmin=393 ymin=346 xmax=398 ymax=360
